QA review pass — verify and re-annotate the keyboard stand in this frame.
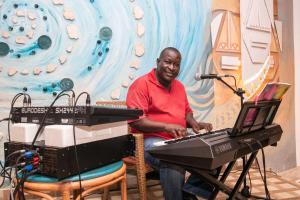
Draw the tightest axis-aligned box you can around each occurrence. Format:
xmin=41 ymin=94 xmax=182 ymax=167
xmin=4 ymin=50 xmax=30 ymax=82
xmin=189 ymin=150 xmax=259 ymax=200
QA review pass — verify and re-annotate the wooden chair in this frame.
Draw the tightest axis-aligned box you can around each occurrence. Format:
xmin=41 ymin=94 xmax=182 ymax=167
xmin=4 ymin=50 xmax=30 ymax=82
xmin=96 ymin=101 xmax=153 ymax=200
xmin=17 ymin=161 xmax=127 ymax=200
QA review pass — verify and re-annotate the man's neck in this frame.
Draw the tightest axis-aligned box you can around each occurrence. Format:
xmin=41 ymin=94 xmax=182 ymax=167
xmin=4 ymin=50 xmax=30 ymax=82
xmin=155 ymin=70 xmax=171 ymax=89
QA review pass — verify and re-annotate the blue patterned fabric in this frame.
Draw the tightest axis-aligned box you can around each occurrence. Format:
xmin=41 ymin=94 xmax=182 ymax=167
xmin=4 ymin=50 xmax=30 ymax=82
xmin=18 ymin=161 xmax=123 ymax=183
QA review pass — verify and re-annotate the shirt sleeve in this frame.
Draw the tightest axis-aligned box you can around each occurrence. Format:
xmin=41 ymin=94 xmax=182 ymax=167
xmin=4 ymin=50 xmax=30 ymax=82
xmin=184 ymin=89 xmax=193 ymax=114
xmin=126 ymin=79 xmax=149 ymax=120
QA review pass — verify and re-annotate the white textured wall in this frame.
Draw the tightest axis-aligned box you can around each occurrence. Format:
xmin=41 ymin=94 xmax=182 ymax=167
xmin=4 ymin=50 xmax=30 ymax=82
xmin=266 ymin=0 xmax=296 ymax=172
xmin=293 ymin=0 xmax=300 ymax=166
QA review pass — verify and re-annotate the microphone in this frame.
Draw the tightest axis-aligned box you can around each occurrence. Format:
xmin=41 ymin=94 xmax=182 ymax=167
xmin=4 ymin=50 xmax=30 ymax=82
xmin=195 ymin=73 xmax=230 ymax=80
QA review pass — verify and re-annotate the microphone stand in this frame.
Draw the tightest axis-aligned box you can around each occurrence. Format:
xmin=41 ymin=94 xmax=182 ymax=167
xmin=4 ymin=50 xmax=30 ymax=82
xmin=214 ymin=76 xmax=250 ymax=197
xmin=215 ymin=76 xmax=244 ymax=106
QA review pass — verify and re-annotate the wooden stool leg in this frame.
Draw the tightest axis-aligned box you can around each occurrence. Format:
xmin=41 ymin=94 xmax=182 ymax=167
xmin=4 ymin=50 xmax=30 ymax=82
xmin=2 ymin=189 xmax=10 ymax=200
xmin=136 ymin=170 xmax=147 ymax=200
xmin=102 ymin=187 xmax=110 ymax=200
xmin=134 ymin=134 xmax=147 ymax=200
xmin=73 ymin=189 xmax=81 ymax=199
xmin=121 ymin=174 xmax=127 ymax=200
xmin=62 ymin=190 xmax=71 ymax=200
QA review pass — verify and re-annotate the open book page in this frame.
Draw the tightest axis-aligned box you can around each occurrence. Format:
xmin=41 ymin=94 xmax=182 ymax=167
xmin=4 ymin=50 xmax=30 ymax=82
xmin=255 ymin=82 xmax=291 ymax=101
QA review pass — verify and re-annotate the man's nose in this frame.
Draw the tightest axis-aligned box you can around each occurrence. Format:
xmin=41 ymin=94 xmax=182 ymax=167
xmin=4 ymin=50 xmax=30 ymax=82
xmin=168 ymin=63 xmax=175 ymax=71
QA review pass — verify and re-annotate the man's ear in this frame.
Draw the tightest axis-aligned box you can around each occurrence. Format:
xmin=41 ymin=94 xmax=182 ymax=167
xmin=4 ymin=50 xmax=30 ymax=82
xmin=156 ymin=58 xmax=160 ymax=65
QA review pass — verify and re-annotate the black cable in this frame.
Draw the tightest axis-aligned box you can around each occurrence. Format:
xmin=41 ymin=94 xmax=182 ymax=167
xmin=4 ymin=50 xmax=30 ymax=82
xmin=13 ymin=168 xmax=39 ymax=199
xmin=255 ymin=140 xmax=271 ymax=199
xmin=31 ymin=90 xmax=75 ymax=147
xmin=0 ymin=150 xmax=27 ymax=187
xmin=225 ymin=75 xmax=238 ymax=90
xmin=0 ymin=117 xmax=10 ymax=123
xmin=240 ymin=140 xmax=271 ymax=200
xmin=8 ymin=93 xmax=24 ymax=141
xmin=8 ymin=93 xmax=32 ymax=142
xmin=13 ymin=151 xmax=40 ymax=199
xmin=72 ymin=91 xmax=90 ymax=200
xmin=2 ymin=153 xmax=24 ymax=195
xmin=241 ymin=140 xmax=272 ymax=200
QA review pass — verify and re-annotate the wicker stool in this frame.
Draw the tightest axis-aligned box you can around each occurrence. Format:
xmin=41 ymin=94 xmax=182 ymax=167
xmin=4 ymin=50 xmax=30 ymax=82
xmin=95 ymin=101 xmax=153 ymax=200
xmin=123 ymin=133 xmax=154 ymax=200
xmin=17 ymin=161 xmax=127 ymax=200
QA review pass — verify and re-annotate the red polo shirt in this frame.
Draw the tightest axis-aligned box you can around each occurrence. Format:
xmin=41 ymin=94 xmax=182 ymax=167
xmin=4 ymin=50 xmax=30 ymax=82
xmin=126 ymin=69 xmax=192 ymax=140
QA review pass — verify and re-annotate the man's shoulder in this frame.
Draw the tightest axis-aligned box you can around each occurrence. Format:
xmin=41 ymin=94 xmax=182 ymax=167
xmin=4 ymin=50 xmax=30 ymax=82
xmin=173 ymin=79 xmax=185 ymax=88
xmin=129 ymin=72 xmax=150 ymax=90
xmin=132 ymin=73 xmax=149 ymax=84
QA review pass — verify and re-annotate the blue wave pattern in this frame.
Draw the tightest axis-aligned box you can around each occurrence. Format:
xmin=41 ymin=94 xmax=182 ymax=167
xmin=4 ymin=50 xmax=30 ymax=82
xmin=0 ymin=0 xmax=213 ymax=120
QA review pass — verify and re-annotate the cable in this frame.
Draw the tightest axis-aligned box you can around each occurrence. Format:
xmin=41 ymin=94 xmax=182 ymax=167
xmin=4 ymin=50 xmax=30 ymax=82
xmin=31 ymin=90 xmax=75 ymax=146
xmin=0 ymin=150 xmax=27 ymax=187
xmin=255 ymin=140 xmax=271 ymax=200
xmin=8 ymin=93 xmax=25 ymax=141
xmin=72 ymin=91 xmax=90 ymax=200
xmin=8 ymin=92 xmax=32 ymax=141
xmin=241 ymin=139 xmax=272 ymax=200
xmin=1 ymin=149 xmax=40 ymax=199
xmin=13 ymin=168 xmax=39 ymax=199
xmin=225 ymin=74 xmax=238 ymax=90
xmin=0 ymin=117 xmax=10 ymax=123
xmin=13 ymin=151 xmax=41 ymax=199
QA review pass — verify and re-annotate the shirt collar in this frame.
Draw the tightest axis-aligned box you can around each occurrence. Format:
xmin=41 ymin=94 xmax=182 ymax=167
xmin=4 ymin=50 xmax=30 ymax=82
xmin=148 ymin=68 xmax=174 ymax=90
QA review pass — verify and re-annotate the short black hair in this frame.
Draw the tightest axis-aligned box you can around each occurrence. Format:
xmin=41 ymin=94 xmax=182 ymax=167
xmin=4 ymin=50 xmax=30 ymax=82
xmin=159 ymin=47 xmax=181 ymax=59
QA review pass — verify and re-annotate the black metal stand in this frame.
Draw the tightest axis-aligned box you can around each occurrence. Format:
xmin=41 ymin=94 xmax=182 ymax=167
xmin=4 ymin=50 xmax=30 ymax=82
xmin=214 ymin=77 xmax=250 ymax=197
xmin=190 ymin=151 xmax=258 ymax=200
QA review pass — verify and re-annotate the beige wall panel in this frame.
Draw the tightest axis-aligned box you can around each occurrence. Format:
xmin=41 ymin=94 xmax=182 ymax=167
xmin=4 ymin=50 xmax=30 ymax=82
xmin=212 ymin=0 xmax=240 ymax=14
xmin=212 ymin=10 xmax=241 ymax=105
xmin=215 ymin=12 xmax=240 ymax=53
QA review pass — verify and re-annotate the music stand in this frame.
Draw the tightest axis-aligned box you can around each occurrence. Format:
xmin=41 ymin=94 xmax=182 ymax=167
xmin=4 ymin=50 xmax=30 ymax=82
xmin=229 ymin=99 xmax=281 ymax=137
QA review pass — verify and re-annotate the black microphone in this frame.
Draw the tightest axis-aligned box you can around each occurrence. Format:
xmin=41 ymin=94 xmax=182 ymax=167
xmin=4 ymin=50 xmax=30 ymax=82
xmin=195 ymin=73 xmax=230 ymax=80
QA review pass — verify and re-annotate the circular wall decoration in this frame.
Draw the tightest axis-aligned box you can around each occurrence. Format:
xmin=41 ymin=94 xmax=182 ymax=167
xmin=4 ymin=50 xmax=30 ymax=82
xmin=59 ymin=78 xmax=74 ymax=91
xmin=37 ymin=35 xmax=52 ymax=50
xmin=0 ymin=42 xmax=10 ymax=56
xmin=99 ymin=27 xmax=113 ymax=41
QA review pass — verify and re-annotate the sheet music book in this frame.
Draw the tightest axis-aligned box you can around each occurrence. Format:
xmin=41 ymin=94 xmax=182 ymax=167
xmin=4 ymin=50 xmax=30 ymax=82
xmin=254 ymin=82 xmax=291 ymax=101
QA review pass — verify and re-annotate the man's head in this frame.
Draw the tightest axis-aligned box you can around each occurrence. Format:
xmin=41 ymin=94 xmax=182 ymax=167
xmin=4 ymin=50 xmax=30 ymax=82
xmin=156 ymin=47 xmax=181 ymax=87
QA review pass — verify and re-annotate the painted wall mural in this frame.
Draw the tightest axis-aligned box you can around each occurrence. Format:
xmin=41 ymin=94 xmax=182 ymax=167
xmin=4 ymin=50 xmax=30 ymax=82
xmin=0 ymin=0 xmax=213 ymax=122
xmin=0 ymin=0 xmax=281 ymax=134
xmin=0 ymin=0 xmax=212 ymax=109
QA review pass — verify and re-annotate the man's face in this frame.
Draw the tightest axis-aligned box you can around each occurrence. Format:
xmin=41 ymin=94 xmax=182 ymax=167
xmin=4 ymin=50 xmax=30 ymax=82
xmin=156 ymin=50 xmax=181 ymax=85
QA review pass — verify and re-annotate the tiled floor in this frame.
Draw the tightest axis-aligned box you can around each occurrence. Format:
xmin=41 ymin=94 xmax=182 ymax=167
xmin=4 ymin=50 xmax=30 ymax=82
xmin=222 ymin=168 xmax=300 ymax=200
xmin=88 ymin=167 xmax=300 ymax=200
xmin=1 ymin=167 xmax=300 ymax=200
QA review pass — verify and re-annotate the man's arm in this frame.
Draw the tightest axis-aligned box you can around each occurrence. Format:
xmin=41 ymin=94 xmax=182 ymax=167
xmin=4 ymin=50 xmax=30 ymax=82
xmin=186 ymin=112 xmax=213 ymax=133
xmin=130 ymin=118 xmax=187 ymax=138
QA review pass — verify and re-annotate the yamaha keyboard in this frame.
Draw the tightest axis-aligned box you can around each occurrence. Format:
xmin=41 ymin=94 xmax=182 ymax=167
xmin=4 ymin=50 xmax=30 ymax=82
xmin=149 ymin=124 xmax=282 ymax=170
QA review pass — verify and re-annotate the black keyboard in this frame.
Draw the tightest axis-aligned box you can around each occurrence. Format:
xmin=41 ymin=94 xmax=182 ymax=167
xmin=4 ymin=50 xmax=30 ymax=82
xmin=165 ymin=128 xmax=230 ymax=144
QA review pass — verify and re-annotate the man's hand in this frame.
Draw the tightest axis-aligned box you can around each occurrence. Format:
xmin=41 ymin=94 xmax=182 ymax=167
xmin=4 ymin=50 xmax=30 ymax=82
xmin=129 ymin=118 xmax=187 ymax=138
xmin=190 ymin=121 xmax=213 ymax=133
xmin=198 ymin=122 xmax=213 ymax=132
xmin=164 ymin=124 xmax=187 ymax=138
xmin=186 ymin=112 xmax=213 ymax=134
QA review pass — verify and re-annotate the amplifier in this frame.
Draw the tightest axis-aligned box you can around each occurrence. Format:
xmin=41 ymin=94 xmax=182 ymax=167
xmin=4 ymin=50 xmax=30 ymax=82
xmin=5 ymin=134 xmax=135 ymax=179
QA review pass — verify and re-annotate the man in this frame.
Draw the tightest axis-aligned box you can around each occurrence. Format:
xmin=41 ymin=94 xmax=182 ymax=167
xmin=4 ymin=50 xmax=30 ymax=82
xmin=126 ymin=47 xmax=214 ymax=200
